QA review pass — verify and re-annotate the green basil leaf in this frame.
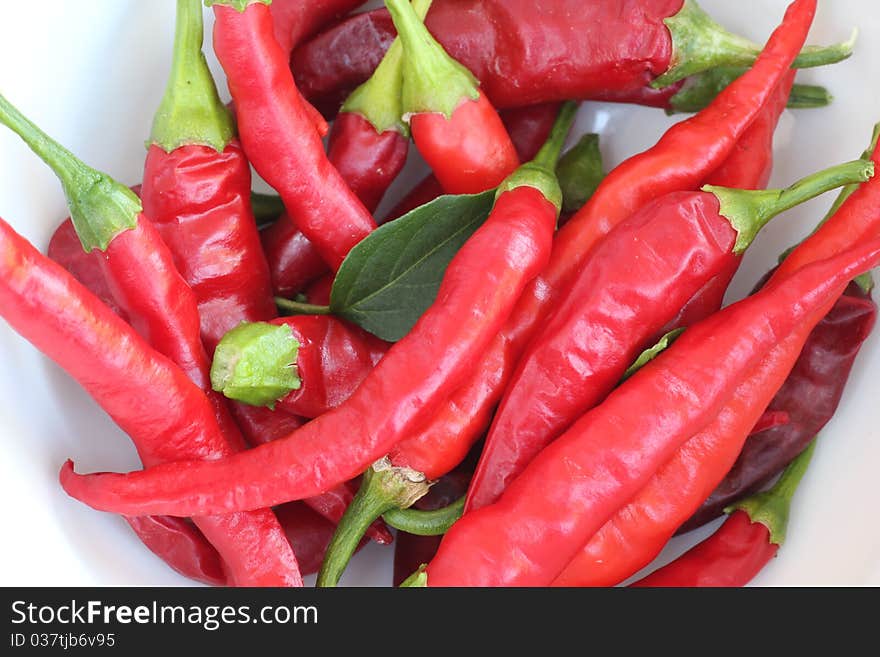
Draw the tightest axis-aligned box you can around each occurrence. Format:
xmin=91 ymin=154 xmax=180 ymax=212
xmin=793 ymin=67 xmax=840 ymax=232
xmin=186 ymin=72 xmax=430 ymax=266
xmin=330 ymin=190 xmax=496 ymax=341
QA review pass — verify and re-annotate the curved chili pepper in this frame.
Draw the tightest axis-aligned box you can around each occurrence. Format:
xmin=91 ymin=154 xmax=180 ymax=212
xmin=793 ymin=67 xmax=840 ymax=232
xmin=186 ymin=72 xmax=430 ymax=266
xmin=552 ymin=316 xmax=821 ymax=587
xmin=385 ymin=0 xmax=518 ymax=195
xmin=318 ymin=106 xmax=578 ymax=587
xmin=465 ymin=160 xmax=866 ymax=512
xmin=146 ymin=1 xmax=375 ymax=541
xmin=416 ymin=239 xmax=880 ymax=587
xmin=58 ymin=130 xmax=565 ymax=520
xmin=291 ymin=0 xmax=850 ymax=118
xmin=680 ymin=279 xmax=876 ymax=533
xmin=0 ymin=216 xmax=302 ymax=586
xmin=381 ymin=0 xmax=819 ymax=505
xmin=209 ymin=0 xmax=376 ymax=270
xmin=632 ymin=441 xmax=817 ymax=587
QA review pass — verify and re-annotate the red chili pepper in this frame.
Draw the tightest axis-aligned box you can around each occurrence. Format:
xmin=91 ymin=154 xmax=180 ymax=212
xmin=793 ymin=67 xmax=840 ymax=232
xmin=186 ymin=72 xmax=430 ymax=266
xmin=417 ymin=239 xmax=880 ymax=587
xmin=212 ymin=316 xmax=389 ymax=419
xmin=326 ymin=0 xmax=429 ymax=213
xmin=269 ymin=0 xmax=366 ymax=59
xmin=465 ymin=158 xmax=865 ymax=512
xmin=552 ymin=314 xmax=821 ymax=587
xmin=291 ymin=0 xmax=850 ymax=118
xmin=384 ymin=103 xmax=559 ymax=222
xmin=385 ymin=0 xmax=518 ymax=195
xmin=384 ymin=0 xmax=818 ymax=503
xmin=125 ymin=515 xmax=226 ymax=586
xmin=632 ymin=440 xmax=817 ymax=588
xmin=58 ymin=135 xmax=565 ymax=520
xmin=210 ymin=0 xmax=376 ymax=271
xmin=0 ymin=215 xmax=302 ymax=586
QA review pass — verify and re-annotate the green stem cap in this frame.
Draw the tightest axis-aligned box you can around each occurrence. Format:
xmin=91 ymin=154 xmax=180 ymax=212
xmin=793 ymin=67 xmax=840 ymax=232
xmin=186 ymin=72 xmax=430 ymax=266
xmin=556 ymin=133 xmax=605 ymax=215
xmin=704 ymin=159 xmax=875 ymax=254
xmin=653 ymin=0 xmax=857 ymax=89
xmin=495 ymin=101 xmax=579 ymax=213
xmin=0 ymin=93 xmax=140 ymax=252
xmin=667 ymin=66 xmax=832 ymax=115
xmin=151 ymin=0 xmax=234 ymax=152
xmin=204 ymin=0 xmax=270 ymax=12
xmin=385 ymin=0 xmax=479 ymax=120
xmin=343 ymin=0 xmax=432 ymax=135
xmin=382 ymin=495 xmax=464 ymax=536
xmin=727 ymin=439 xmax=817 ymax=546
xmin=210 ymin=321 xmax=301 ymax=408
xmin=317 ymin=457 xmax=431 ymax=587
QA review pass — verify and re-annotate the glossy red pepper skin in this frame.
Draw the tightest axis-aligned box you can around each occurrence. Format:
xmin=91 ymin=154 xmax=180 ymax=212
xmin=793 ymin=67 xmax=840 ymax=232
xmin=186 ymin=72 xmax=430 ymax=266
xmin=273 ymin=502 xmax=361 ymax=576
xmin=267 ymin=101 xmax=557 ymax=298
xmin=291 ymin=1 xmax=681 ymax=118
xmin=0 ymin=218 xmax=302 ymax=587
xmin=553 ymin=319 xmax=818 ymax=587
xmin=632 ymin=510 xmax=778 ymax=587
xmin=423 ymin=240 xmax=879 ymax=586
xmin=261 ymin=212 xmax=329 ymax=297
xmin=270 ymin=0 xmax=366 ymax=60
xmin=270 ymin=315 xmax=389 ymax=419
xmin=467 ymin=191 xmax=741 ymax=510
xmin=126 ymin=515 xmax=226 ymax=586
xmin=60 ymin=186 xmax=558 ymax=516
xmin=410 ymin=93 xmax=520 ymax=195
xmin=211 ymin=2 xmax=376 ymax=270
xmin=48 ymin=218 xmax=130 ymax=322
xmin=387 ymin=2 xmax=812 ymax=493
xmin=327 ymin=111 xmax=410 ymax=213
xmin=142 ymin=142 xmax=275 ymax=354
xmin=681 ymin=279 xmax=877 ymax=533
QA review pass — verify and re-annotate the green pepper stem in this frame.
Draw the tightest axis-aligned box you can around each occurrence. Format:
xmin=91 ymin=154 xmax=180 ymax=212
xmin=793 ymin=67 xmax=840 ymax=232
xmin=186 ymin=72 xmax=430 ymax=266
xmin=251 ymin=192 xmax=285 ymax=227
xmin=556 ymin=133 xmax=605 ymax=215
xmin=210 ymin=322 xmax=301 ymax=408
xmin=317 ymin=458 xmax=431 ymax=587
xmin=531 ymin=101 xmax=579 ymax=172
xmin=653 ymin=0 xmax=856 ymax=89
xmin=151 ymin=0 xmax=234 ymax=152
xmin=494 ymin=102 xmax=579 ymax=213
xmin=382 ymin=496 xmax=464 ymax=536
xmin=666 ymin=66 xmax=832 ymax=115
xmin=727 ymin=439 xmax=817 ymax=546
xmin=0 ymin=93 xmax=140 ymax=252
xmin=275 ymin=298 xmax=332 ymax=316
xmin=704 ymin=159 xmax=875 ymax=254
xmin=343 ymin=0 xmax=432 ymax=135
xmin=385 ymin=0 xmax=479 ymax=120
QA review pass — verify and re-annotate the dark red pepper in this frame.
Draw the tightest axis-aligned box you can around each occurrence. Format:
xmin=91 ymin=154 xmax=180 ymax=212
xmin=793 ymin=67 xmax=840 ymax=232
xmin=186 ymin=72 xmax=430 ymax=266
xmin=291 ymin=0 xmax=849 ymax=118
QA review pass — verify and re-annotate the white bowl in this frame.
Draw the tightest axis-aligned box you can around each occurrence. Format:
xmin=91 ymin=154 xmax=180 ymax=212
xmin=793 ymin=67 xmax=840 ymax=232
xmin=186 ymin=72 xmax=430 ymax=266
xmin=0 ymin=0 xmax=878 ymax=586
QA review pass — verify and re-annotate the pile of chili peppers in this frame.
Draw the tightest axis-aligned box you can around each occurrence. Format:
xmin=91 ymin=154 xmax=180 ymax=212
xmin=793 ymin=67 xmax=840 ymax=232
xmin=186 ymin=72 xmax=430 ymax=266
xmin=0 ymin=0 xmax=877 ymax=588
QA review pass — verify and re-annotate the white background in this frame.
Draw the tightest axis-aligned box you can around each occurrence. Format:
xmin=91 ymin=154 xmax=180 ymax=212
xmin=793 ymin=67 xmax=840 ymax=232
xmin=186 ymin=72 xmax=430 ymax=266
xmin=0 ymin=0 xmax=878 ymax=586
